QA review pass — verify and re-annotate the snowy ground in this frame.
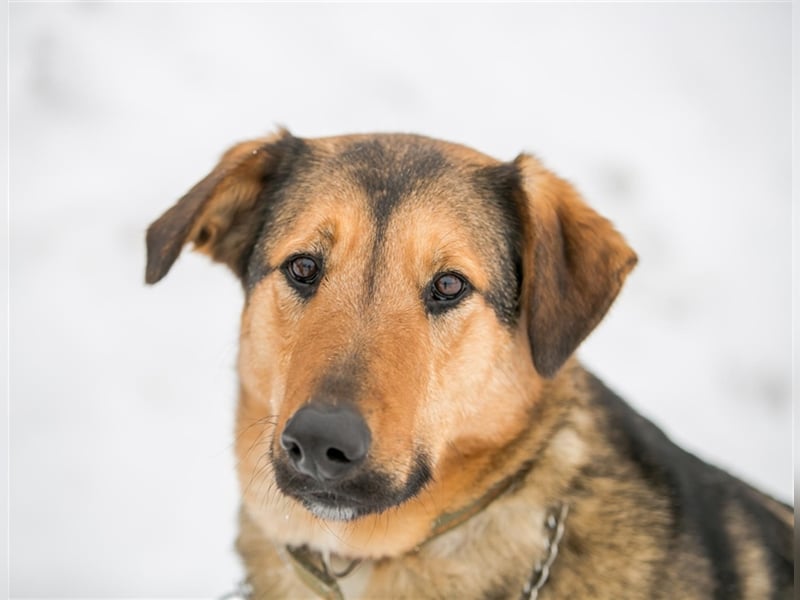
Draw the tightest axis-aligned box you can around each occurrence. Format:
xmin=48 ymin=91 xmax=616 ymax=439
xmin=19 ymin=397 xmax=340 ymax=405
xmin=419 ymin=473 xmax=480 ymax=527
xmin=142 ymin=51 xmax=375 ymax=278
xmin=9 ymin=3 xmax=792 ymax=597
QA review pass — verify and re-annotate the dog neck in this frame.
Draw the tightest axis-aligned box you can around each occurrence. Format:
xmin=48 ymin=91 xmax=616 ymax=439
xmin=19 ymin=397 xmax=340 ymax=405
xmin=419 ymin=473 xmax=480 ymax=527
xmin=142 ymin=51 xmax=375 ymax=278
xmin=282 ymin=491 xmax=570 ymax=600
xmin=418 ymin=465 xmax=529 ymax=548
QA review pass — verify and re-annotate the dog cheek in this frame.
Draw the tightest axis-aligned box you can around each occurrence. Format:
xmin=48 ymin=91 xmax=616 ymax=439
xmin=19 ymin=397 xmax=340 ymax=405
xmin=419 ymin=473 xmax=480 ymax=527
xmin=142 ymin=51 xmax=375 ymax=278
xmin=238 ymin=284 xmax=296 ymax=414
xmin=423 ymin=309 xmax=530 ymax=454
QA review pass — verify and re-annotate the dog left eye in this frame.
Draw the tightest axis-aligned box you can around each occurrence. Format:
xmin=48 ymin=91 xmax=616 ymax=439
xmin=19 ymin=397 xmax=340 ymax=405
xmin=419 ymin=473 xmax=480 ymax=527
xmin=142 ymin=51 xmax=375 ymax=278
xmin=432 ymin=273 xmax=466 ymax=299
xmin=426 ymin=272 xmax=470 ymax=312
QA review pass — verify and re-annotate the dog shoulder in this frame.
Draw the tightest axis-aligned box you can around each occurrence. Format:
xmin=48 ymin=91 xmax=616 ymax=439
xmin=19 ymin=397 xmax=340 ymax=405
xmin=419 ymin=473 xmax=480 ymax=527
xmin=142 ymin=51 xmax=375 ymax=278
xmin=583 ymin=373 xmax=794 ymax=599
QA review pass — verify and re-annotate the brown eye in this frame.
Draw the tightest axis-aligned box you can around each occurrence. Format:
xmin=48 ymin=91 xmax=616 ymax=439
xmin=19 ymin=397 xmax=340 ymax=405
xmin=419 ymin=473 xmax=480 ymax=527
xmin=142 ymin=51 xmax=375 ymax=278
xmin=433 ymin=273 xmax=465 ymax=299
xmin=425 ymin=272 xmax=470 ymax=315
xmin=286 ymin=255 xmax=321 ymax=284
xmin=282 ymin=255 xmax=323 ymax=300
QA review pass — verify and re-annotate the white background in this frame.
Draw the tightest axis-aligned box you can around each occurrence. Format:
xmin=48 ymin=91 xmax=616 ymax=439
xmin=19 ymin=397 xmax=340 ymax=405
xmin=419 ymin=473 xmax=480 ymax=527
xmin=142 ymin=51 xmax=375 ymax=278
xmin=9 ymin=3 xmax=792 ymax=597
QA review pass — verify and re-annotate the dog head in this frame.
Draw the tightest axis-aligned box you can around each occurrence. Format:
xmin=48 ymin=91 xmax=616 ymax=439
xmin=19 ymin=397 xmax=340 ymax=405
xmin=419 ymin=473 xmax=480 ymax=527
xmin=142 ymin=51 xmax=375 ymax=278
xmin=146 ymin=130 xmax=636 ymax=555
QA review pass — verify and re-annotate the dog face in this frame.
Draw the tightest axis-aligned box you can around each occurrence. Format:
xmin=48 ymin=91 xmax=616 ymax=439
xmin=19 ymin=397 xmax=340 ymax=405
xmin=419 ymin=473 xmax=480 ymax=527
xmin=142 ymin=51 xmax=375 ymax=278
xmin=146 ymin=130 xmax=636 ymax=555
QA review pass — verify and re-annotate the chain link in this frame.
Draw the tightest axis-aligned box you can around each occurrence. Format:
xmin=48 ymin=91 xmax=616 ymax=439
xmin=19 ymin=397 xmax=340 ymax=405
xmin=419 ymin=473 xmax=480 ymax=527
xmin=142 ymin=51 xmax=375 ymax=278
xmin=520 ymin=504 xmax=569 ymax=600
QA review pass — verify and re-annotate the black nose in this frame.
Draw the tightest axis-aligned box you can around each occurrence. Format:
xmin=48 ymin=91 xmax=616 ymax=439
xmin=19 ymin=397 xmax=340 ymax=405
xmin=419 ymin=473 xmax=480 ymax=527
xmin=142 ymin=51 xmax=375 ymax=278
xmin=280 ymin=403 xmax=371 ymax=482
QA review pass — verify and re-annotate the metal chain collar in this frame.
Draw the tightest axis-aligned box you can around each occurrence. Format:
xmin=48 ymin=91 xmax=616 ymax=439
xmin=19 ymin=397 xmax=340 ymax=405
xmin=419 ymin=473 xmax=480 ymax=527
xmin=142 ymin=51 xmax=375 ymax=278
xmin=520 ymin=503 xmax=570 ymax=600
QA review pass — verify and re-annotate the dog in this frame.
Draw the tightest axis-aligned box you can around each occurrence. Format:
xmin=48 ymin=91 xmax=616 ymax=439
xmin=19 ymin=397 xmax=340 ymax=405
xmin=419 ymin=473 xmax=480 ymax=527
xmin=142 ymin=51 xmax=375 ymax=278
xmin=146 ymin=130 xmax=793 ymax=599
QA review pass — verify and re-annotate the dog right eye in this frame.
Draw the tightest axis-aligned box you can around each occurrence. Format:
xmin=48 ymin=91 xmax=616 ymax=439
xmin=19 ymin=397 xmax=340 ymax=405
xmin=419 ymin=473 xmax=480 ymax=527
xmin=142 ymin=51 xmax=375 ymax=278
xmin=282 ymin=255 xmax=323 ymax=297
xmin=424 ymin=271 xmax=471 ymax=315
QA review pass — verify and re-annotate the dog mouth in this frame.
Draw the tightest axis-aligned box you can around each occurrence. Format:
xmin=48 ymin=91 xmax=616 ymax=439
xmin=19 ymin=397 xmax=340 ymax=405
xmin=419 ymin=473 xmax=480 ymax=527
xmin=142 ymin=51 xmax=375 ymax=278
xmin=272 ymin=453 xmax=433 ymax=522
xmin=271 ymin=401 xmax=433 ymax=521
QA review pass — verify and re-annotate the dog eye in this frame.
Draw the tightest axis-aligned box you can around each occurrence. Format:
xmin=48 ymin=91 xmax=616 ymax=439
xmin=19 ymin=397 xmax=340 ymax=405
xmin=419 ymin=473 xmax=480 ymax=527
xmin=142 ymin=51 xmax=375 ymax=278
xmin=426 ymin=272 xmax=471 ymax=314
xmin=288 ymin=256 xmax=320 ymax=283
xmin=282 ymin=255 xmax=323 ymax=297
xmin=432 ymin=273 xmax=466 ymax=300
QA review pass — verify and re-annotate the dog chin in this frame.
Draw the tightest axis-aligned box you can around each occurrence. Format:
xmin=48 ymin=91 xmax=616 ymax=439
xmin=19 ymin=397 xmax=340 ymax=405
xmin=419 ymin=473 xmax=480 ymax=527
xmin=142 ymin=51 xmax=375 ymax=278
xmin=304 ymin=501 xmax=360 ymax=522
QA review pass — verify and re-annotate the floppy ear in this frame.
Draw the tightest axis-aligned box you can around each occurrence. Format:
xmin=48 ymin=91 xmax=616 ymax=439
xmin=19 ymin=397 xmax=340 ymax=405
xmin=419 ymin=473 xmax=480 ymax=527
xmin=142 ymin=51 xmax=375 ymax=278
xmin=515 ymin=155 xmax=637 ymax=378
xmin=145 ymin=129 xmax=298 ymax=284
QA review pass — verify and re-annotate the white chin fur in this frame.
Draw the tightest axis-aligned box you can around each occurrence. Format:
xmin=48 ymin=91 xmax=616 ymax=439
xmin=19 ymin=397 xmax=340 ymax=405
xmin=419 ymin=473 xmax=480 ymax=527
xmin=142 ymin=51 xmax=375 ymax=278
xmin=306 ymin=502 xmax=358 ymax=522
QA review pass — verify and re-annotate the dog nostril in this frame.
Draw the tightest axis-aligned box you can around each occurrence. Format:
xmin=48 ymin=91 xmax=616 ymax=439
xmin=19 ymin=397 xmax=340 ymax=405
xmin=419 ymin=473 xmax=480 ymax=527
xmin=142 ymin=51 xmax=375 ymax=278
xmin=326 ymin=448 xmax=349 ymax=464
xmin=287 ymin=442 xmax=303 ymax=461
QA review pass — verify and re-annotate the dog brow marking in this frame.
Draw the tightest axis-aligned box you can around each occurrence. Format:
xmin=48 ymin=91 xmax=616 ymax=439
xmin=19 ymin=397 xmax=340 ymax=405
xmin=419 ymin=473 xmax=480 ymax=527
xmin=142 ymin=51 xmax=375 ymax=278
xmin=338 ymin=138 xmax=448 ymax=298
xmin=339 ymin=137 xmax=447 ymax=231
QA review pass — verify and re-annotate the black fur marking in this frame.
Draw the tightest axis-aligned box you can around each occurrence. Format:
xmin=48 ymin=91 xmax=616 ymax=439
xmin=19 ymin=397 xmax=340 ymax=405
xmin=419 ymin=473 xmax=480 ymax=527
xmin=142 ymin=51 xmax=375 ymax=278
xmin=339 ymin=138 xmax=448 ymax=233
xmin=244 ymin=134 xmax=313 ymax=292
xmin=589 ymin=374 xmax=753 ymax=599
xmin=472 ymin=163 xmax=525 ymax=327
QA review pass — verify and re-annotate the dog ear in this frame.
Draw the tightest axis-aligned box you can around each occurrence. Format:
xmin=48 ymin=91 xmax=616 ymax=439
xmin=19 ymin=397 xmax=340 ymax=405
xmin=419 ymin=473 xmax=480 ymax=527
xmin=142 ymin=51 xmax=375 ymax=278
xmin=515 ymin=155 xmax=637 ymax=378
xmin=145 ymin=129 xmax=297 ymax=284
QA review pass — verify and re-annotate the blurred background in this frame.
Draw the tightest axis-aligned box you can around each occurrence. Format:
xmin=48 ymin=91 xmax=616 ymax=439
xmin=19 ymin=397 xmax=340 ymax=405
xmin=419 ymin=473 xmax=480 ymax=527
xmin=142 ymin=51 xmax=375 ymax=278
xmin=9 ymin=3 xmax=791 ymax=597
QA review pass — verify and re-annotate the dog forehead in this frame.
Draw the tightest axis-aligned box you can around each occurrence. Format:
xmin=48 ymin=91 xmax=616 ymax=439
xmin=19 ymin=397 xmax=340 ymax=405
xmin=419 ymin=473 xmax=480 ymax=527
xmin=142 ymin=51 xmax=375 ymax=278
xmin=246 ymin=134 xmax=521 ymax=296
xmin=302 ymin=134 xmax=510 ymax=229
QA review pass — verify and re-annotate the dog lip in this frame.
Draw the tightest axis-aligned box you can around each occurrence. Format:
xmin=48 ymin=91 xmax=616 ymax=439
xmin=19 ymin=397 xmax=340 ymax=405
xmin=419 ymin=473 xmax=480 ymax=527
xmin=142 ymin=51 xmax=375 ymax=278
xmin=298 ymin=491 xmax=366 ymax=521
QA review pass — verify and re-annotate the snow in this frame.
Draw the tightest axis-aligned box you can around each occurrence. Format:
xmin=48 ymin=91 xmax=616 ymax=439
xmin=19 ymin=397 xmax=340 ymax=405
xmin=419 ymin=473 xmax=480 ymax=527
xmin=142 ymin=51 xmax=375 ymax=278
xmin=9 ymin=3 xmax=791 ymax=596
